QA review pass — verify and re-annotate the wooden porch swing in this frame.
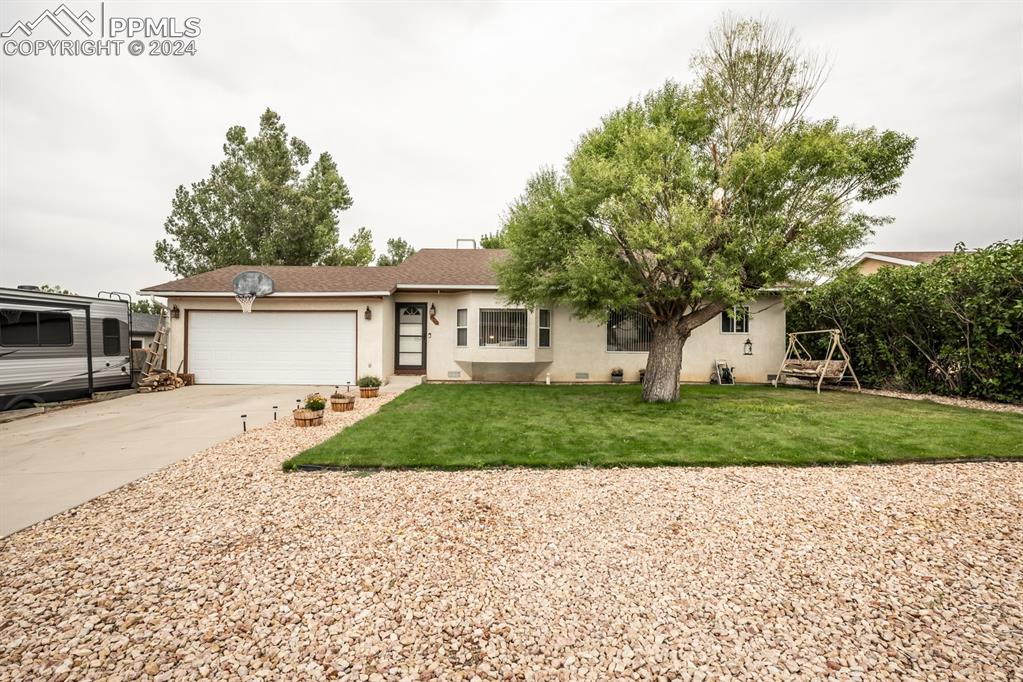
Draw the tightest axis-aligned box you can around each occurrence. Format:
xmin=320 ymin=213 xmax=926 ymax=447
xmin=772 ymin=329 xmax=861 ymax=394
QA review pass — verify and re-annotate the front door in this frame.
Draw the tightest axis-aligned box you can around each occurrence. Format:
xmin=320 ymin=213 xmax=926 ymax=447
xmin=395 ymin=303 xmax=426 ymax=372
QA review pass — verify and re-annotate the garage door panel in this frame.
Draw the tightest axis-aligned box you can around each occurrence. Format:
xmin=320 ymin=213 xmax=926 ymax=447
xmin=188 ymin=312 xmax=356 ymax=385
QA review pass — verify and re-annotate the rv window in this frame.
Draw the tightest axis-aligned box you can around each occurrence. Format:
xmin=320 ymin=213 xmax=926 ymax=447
xmin=1 ymin=309 xmax=39 ymax=346
xmin=102 ymin=318 xmax=121 ymax=355
xmin=38 ymin=312 xmax=72 ymax=345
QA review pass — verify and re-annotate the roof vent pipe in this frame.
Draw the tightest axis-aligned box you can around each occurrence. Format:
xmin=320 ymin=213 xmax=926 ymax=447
xmin=455 ymin=239 xmax=477 ymax=249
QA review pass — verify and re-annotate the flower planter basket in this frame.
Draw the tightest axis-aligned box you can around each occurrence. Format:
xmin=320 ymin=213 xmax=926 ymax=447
xmin=330 ymin=397 xmax=355 ymax=412
xmin=359 ymin=387 xmax=379 ymax=399
xmin=293 ymin=408 xmax=324 ymax=427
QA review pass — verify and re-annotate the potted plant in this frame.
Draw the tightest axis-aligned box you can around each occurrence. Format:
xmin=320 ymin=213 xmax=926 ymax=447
xmin=357 ymin=375 xmax=382 ymax=398
xmin=330 ymin=385 xmax=355 ymax=412
xmin=293 ymin=393 xmax=326 ymax=427
xmin=611 ymin=367 xmax=624 ymax=384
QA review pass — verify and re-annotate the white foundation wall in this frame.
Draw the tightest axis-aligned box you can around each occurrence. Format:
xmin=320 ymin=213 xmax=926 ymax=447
xmin=165 ymin=296 xmax=388 ymax=382
xmin=403 ymin=292 xmax=786 ymax=384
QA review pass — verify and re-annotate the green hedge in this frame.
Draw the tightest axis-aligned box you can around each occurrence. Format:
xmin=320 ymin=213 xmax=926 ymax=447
xmin=786 ymin=241 xmax=1023 ymax=403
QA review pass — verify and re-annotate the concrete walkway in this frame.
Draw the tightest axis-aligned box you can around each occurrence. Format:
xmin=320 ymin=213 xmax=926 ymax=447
xmin=0 ymin=384 xmax=399 ymax=537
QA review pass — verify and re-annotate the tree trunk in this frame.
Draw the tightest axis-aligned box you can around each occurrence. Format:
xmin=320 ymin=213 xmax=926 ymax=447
xmin=642 ymin=321 xmax=690 ymax=402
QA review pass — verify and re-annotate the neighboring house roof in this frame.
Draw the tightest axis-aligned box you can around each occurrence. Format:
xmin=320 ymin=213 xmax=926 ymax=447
xmin=131 ymin=312 xmax=161 ymax=335
xmin=851 ymin=251 xmax=956 ymax=268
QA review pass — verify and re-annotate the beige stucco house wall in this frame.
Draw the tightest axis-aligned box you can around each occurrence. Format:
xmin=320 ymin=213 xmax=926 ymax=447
xmin=393 ymin=290 xmax=785 ymax=384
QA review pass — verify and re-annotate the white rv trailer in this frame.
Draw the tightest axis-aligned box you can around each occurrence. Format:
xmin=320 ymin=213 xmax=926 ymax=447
xmin=0 ymin=287 xmax=132 ymax=410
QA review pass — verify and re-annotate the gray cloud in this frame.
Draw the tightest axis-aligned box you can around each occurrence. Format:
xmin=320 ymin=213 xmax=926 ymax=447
xmin=2 ymin=1 xmax=1020 ymax=297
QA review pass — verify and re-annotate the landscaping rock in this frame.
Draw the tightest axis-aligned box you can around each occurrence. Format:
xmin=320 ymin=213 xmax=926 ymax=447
xmin=1 ymin=393 xmax=1021 ymax=680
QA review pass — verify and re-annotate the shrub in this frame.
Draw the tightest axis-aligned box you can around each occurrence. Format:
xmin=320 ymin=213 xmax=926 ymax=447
xmin=787 ymin=241 xmax=1023 ymax=403
xmin=357 ymin=375 xmax=382 ymax=388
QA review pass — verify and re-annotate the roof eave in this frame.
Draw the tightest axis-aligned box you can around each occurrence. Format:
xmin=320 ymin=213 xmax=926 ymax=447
xmin=139 ymin=290 xmax=394 ymax=297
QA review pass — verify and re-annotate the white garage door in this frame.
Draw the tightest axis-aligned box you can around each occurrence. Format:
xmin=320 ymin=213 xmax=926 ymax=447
xmin=188 ymin=311 xmax=356 ymax=385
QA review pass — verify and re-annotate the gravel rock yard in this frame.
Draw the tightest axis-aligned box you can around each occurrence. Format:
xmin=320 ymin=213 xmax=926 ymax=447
xmin=1 ymin=396 xmax=1021 ymax=681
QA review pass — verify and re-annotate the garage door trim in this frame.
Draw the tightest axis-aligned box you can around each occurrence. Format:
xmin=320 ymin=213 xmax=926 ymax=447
xmin=184 ymin=308 xmax=358 ymax=383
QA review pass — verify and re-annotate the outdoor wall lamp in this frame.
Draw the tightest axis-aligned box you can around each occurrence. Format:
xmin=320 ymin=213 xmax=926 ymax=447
xmin=744 ymin=338 xmax=753 ymax=355
xmin=429 ymin=303 xmax=437 ymax=316
xmin=170 ymin=305 xmax=180 ymax=319
xmin=364 ymin=305 xmax=372 ymax=320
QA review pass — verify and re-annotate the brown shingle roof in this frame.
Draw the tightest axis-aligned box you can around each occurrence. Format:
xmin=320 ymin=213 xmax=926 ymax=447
xmin=396 ymin=249 xmax=506 ymax=287
xmin=140 ymin=249 xmax=508 ymax=294
xmin=867 ymin=251 xmax=955 ymax=264
xmin=141 ymin=264 xmax=399 ymax=293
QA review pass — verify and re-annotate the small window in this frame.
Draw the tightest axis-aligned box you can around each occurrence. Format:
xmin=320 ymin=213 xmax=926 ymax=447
xmin=721 ymin=306 xmax=749 ymax=334
xmin=479 ymin=309 xmax=527 ymax=347
xmin=1 ymin=309 xmax=39 ymax=346
xmin=607 ymin=309 xmax=653 ymax=352
xmin=456 ymin=308 xmax=468 ymax=347
xmin=102 ymin=318 xmax=122 ymax=355
xmin=131 ymin=339 xmax=144 ymax=349
xmin=538 ymin=309 xmax=551 ymax=348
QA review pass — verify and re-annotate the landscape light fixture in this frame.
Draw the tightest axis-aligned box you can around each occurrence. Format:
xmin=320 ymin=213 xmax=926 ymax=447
xmin=744 ymin=338 xmax=753 ymax=356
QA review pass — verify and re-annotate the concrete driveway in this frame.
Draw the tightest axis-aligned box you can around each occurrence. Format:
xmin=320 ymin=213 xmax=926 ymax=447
xmin=0 ymin=385 xmax=344 ymax=537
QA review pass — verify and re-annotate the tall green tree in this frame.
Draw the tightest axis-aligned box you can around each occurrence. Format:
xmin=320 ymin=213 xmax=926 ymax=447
xmin=325 ymin=227 xmax=375 ymax=266
xmin=155 ymin=109 xmax=355 ymax=277
xmin=497 ymin=16 xmax=916 ymax=402
xmin=479 ymin=230 xmax=507 ymax=249
xmin=131 ymin=299 xmax=167 ymax=315
xmin=376 ymin=237 xmax=416 ymax=266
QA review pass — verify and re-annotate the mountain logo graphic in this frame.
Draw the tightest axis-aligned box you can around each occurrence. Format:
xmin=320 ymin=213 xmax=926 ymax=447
xmin=2 ymin=3 xmax=95 ymax=38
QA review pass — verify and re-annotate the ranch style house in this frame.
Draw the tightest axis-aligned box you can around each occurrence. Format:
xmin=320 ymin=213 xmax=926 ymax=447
xmin=140 ymin=248 xmax=786 ymax=386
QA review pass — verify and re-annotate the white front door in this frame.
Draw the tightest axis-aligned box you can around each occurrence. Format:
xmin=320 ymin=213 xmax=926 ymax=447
xmin=187 ymin=311 xmax=357 ymax=385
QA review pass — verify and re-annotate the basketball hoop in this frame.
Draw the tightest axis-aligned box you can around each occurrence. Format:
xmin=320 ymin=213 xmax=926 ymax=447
xmin=236 ymin=293 xmax=256 ymax=314
xmin=231 ymin=270 xmax=274 ymax=314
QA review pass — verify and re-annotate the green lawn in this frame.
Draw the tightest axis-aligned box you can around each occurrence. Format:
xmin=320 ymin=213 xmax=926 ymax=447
xmin=284 ymin=384 xmax=1023 ymax=470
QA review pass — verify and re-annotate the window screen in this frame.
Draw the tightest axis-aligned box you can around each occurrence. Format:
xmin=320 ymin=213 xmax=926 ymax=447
xmin=102 ymin=318 xmax=122 ymax=355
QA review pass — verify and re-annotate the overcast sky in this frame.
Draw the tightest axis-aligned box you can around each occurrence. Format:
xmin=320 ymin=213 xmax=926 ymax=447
xmin=1 ymin=1 xmax=1021 ymax=297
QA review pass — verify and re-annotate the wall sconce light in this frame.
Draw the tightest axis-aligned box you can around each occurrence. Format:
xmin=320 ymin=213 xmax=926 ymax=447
xmin=170 ymin=305 xmax=180 ymax=319
xmin=743 ymin=338 xmax=753 ymax=356
xmin=364 ymin=305 xmax=372 ymax=320
xmin=429 ymin=303 xmax=437 ymax=316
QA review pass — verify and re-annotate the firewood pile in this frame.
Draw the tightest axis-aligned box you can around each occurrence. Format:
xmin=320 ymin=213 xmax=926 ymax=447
xmin=137 ymin=371 xmax=195 ymax=393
